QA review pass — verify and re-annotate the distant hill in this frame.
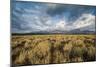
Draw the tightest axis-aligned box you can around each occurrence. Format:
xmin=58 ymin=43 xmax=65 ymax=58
xmin=12 ymin=28 xmax=95 ymax=35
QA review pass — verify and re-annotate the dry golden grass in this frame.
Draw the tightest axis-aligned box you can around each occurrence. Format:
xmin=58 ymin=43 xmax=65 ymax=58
xmin=11 ymin=34 xmax=96 ymax=66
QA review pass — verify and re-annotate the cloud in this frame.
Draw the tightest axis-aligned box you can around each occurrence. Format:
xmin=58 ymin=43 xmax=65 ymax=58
xmin=11 ymin=1 xmax=96 ymax=33
xmin=46 ymin=4 xmax=96 ymax=21
xmin=73 ymin=13 xmax=95 ymax=29
xmin=55 ymin=20 xmax=66 ymax=30
xmin=52 ymin=13 xmax=95 ymax=31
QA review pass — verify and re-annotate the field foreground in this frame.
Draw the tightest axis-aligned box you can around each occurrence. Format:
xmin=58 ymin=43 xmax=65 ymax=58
xmin=11 ymin=35 xmax=96 ymax=66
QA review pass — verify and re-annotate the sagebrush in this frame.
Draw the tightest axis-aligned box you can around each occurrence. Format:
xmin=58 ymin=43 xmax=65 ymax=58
xmin=11 ymin=35 xmax=96 ymax=66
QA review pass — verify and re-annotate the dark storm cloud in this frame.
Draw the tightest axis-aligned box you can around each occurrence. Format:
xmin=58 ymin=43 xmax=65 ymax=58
xmin=11 ymin=1 xmax=53 ymax=33
xmin=46 ymin=4 xmax=96 ymax=21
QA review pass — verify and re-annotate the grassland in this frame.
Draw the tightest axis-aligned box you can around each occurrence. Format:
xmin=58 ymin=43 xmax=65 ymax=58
xmin=11 ymin=34 xmax=96 ymax=66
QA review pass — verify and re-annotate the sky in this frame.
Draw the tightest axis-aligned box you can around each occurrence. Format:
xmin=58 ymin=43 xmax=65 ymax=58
xmin=11 ymin=1 xmax=96 ymax=33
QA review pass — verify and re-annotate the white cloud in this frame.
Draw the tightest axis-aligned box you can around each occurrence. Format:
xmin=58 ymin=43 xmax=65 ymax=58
xmin=47 ymin=13 xmax=95 ymax=32
xmin=55 ymin=20 xmax=66 ymax=30
xmin=73 ymin=13 xmax=95 ymax=31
